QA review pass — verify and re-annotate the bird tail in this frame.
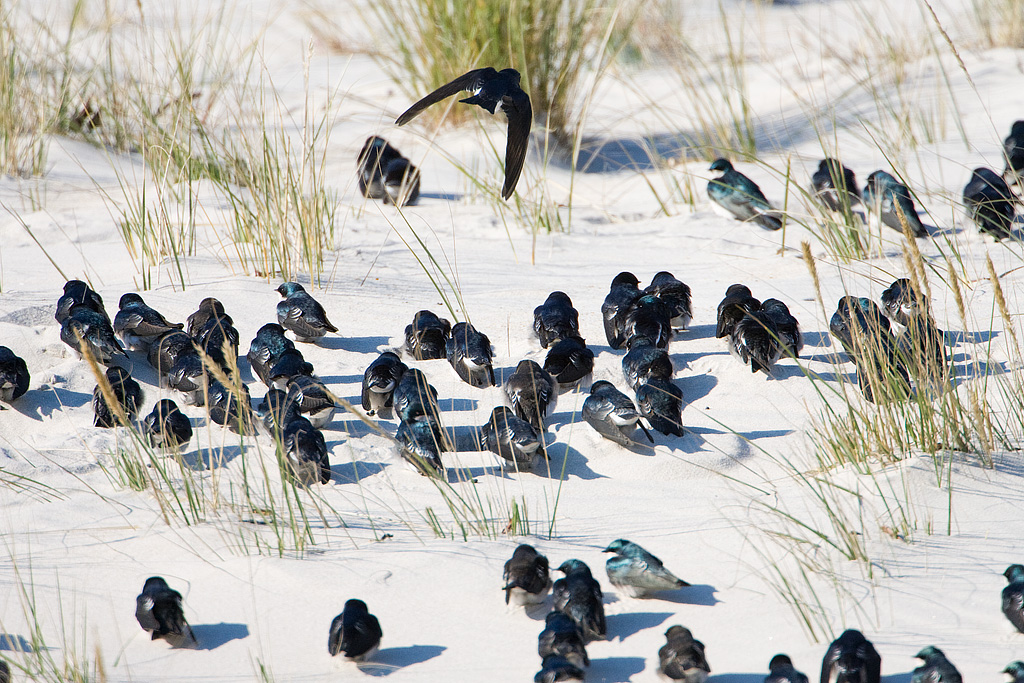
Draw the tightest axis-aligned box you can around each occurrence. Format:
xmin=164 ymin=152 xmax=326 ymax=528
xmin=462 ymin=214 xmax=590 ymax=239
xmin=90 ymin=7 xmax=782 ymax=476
xmin=459 ymin=95 xmax=498 ymax=115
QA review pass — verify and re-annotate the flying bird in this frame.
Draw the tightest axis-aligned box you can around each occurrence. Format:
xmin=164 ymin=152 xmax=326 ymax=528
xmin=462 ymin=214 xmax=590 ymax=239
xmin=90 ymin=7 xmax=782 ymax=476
xmin=0 ymin=345 xmax=30 ymax=406
xmin=276 ymin=282 xmax=338 ymax=343
xmin=911 ymin=646 xmax=961 ymax=683
xmin=404 ymin=310 xmax=451 ymax=360
xmin=1003 ymin=563 xmax=1024 ymax=633
xmin=963 ymin=167 xmax=1017 ymax=240
xmin=582 ymin=380 xmax=653 ymax=446
xmin=328 ymin=599 xmax=382 ymax=661
xmin=819 ymin=629 xmax=881 ymax=683
xmin=811 ymin=158 xmax=861 ymax=212
xmin=142 ymin=399 xmax=192 ymax=450
xmin=361 ymin=351 xmax=408 ymax=418
xmin=602 ymin=271 xmax=643 ymax=350
xmin=135 ymin=576 xmax=197 ymax=648
xmin=93 ymin=366 xmax=143 ymax=428
xmin=502 ymin=544 xmax=551 ymax=606
xmin=658 ymin=625 xmax=711 ymax=683
xmin=767 ymin=654 xmax=809 ymax=683
xmin=603 ymin=538 xmax=689 ymax=597
xmin=553 ymin=559 xmax=606 ymax=642
xmin=707 ymin=158 xmax=783 ymax=231
xmin=396 ymin=67 xmax=532 ymax=200
xmin=863 ymin=170 xmax=927 ymax=238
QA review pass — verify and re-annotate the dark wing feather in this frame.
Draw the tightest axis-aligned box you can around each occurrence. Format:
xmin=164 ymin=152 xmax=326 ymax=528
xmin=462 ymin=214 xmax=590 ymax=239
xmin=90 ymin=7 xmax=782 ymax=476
xmin=395 ymin=69 xmax=492 ymax=126
xmin=502 ymin=89 xmax=532 ymax=199
xmin=820 ymin=642 xmax=842 ymax=683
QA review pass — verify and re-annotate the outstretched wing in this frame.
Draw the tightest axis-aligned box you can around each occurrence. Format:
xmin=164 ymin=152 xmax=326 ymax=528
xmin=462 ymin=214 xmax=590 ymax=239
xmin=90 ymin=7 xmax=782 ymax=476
xmin=395 ymin=69 xmax=493 ymax=126
xmin=502 ymin=88 xmax=532 ymax=199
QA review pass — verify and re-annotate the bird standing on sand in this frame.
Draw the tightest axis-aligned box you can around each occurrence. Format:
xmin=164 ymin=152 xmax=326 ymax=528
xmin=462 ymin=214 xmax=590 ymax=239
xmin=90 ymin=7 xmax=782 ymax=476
xmin=729 ymin=304 xmax=781 ymax=374
xmin=142 ymin=399 xmax=192 ymax=450
xmin=707 ymin=158 xmax=783 ymax=231
xmin=863 ymin=170 xmax=927 ymax=238
xmin=911 ymin=647 xmax=961 ymax=683
xmin=276 ymin=282 xmax=338 ymax=343
xmin=61 ymin=304 xmax=127 ymax=365
xmin=535 ymin=654 xmax=586 ymax=683
xmin=539 ymin=611 xmax=590 ymax=668
xmin=447 ymin=322 xmax=496 ymax=387
xmin=553 ymin=559 xmax=606 ymax=643
xmin=658 ymin=625 xmax=711 ymax=683
xmin=396 ymin=414 xmax=446 ymax=476
xmin=55 ymin=279 xmax=109 ymax=325
xmin=543 ymin=335 xmax=594 ymax=387
xmin=357 ymin=136 xmax=420 ymax=206
xmin=716 ymin=284 xmax=761 ymax=340
xmin=622 ymin=336 xmax=673 ymax=391
xmin=1004 ymin=120 xmax=1024 ymax=185
xmin=93 ymin=366 xmax=143 ymax=428
xmin=482 ymin=406 xmax=547 ymax=472
xmin=636 ymin=376 xmax=685 ymax=437
xmin=113 ymin=293 xmax=183 ymax=352
xmin=328 ymin=599 xmax=382 ymax=661
xmin=396 ymin=67 xmax=531 ymax=200
xmin=534 ymin=291 xmax=580 ymax=348
xmin=761 ymin=298 xmax=803 ymax=359
xmin=504 ymin=359 xmax=558 ymax=430
xmin=361 ymin=351 xmax=408 ymax=418
xmin=247 ymin=323 xmax=295 ymax=387
xmin=766 ymin=654 xmax=809 ymax=683
xmin=811 ymin=158 xmax=861 ymax=212
xmin=963 ymin=167 xmax=1017 ymax=240
xmin=644 ymin=271 xmax=693 ymax=331
xmin=582 ymin=380 xmax=653 ymax=446
xmin=502 ymin=544 xmax=551 ymax=606
xmin=602 ymin=272 xmax=643 ymax=350
xmin=819 ymin=629 xmax=881 ymax=683
xmin=1002 ymin=563 xmax=1024 ymax=633
xmin=0 ymin=346 xmax=30 ymax=405
xmin=404 ymin=310 xmax=451 ymax=360
xmin=284 ymin=416 xmax=331 ymax=485
xmin=625 ymin=294 xmax=673 ymax=350
xmin=135 ymin=576 xmax=197 ymax=648
xmin=603 ymin=539 xmax=689 ymax=597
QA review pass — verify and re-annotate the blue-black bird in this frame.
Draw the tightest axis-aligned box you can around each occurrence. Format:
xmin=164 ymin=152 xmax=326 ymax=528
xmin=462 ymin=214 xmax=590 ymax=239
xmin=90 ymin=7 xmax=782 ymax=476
xmin=863 ymin=170 xmax=927 ymax=238
xmin=543 ymin=335 xmax=594 ymax=387
xmin=912 ymin=647 xmax=961 ymax=683
xmin=328 ymin=599 xmax=382 ymax=661
xmin=644 ymin=271 xmax=693 ymax=331
xmin=113 ymin=293 xmax=183 ymax=351
xmin=193 ymin=312 xmax=239 ymax=374
xmin=447 ymin=322 xmax=495 ymax=387
xmin=1004 ymin=120 xmax=1024 ymax=185
xmin=553 ymin=559 xmax=606 ymax=643
xmin=582 ymin=380 xmax=653 ymax=446
xmin=362 ymin=351 xmax=408 ymax=417
xmin=535 ymin=654 xmax=586 ymax=683
xmin=819 ymin=629 xmax=881 ymax=683
xmin=880 ymin=279 xmax=944 ymax=368
xmin=636 ymin=376 xmax=684 ymax=437
xmin=761 ymin=298 xmax=803 ymax=359
xmin=396 ymin=415 xmax=445 ymax=476
xmin=602 ymin=271 xmax=643 ymax=350
xmin=830 ymin=297 xmax=911 ymax=403
xmin=247 ymin=323 xmax=294 ymax=387
xmin=61 ymin=304 xmax=127 ymax=365
xmin=502 ymin=543 xmax=551 ymax=606
xmin=286 ymin=373 xmax=335 ymax=429
xmin=482 ymin=406 xmax=547 ymax=472
xmin=716 ymin=284 xmax=760 ymax=339
xmin=0 ymin=346 xmax=30 ymax=405
xmin=142 ymin=399 xmax=192 ymax=450
xmin=276 ymin=282 xmax=338 ymax=343
xmin=393 ymin=368 xmax=443 ymax=425
xmin=622 ymin=336 xmax=673 ymax=391
xmin=603 ymin=539 xmax=689 ymax=597
xmin=963 ymin=167 xmax=1017 ymax=240
xmin=284 ymin=416 xmax=330 ymax=485
xmin=185 ymin=297 xmax=226 ymax=339
xmin=730 ymin=305 xmax=781 ymax=374
xmin=658 ymin=625 xmax=711 ymax=683
xmin=539 ymin=611 xmax=590 ymax=669
xmin=167 ymin=353 xmax=207 ymax=406
xmin=135 ymin=576 xmax=197 ymax=648
xmin=505 ymin=359 xmax=558 ymax=430
xmin=625 ymin=294 xmax=673 ymax=349
xmin=206 ymin=380 xmax=252 ymax=434
xmin=256 ymin=388 xmax=299 ymax=437
xmin=357 ymin=136 xmax=420 ymax=206
xmin=767 ymin=655 xmax=809 ymax=683
xmin=55 ymin=279 xmax=108 ymax=325
xmin=812 ymin=159 xmax=861 ymax=212
xmin=0 ymin=659 xmax=8 ymax=683
xmin=1003 ymin=564 xmax=1024 ymax=633
xmin=404 ymin=310 xmax=451 ymax=360
xmin=93 ymin=366 xmax=142 ymax=428
xmin=148 ymin=330 xmax=195 ymax=380
xmin=708 ymin=158 xmax=783 ymax=231
xmin=267 ymin=347 xmax=314 ymax=391
xmin=1004 ymin=662 xmax=1024 ymax=683
xmin=396 ymin=67 xmax=531 ymax=200
xmin=534 ymin=291 xmax=580 ymax=348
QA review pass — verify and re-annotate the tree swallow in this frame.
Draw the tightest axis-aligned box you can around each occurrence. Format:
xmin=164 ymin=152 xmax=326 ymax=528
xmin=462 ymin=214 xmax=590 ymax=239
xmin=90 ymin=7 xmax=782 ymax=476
xmin=328 ymin=599 xmax=382 ymax=661
xmin=912 ymin=647 xmax=961 ymax=683
xmin=257 ymin=388 xmax=299 ymax=437
xmin=61 ymin=304 xmax=128 ymax=365
xmin=113 ymin=293 xmax=183 ymax=351
xmin=362 ymin=351 xmax=408 ymax=417
xmin=625 ymin=294 xmax=673 ymax=349
xmin=1003 ymin=564 xmax=1024 ymax=633
xmin=247 ymin=323 xmax=295 ymax=387
xmin=819 ymin=629 xmax=881 ymax=683
xmin=812 ymin=159 xmax=861 ymax=212
xmin=267 ymin=347 xmax=314 ymax=391
xmin=283 ymin=415 xmax=331 ymax=485
xmin=830 ymin=297 xmax=911 ymax=403
xmin=167 ymin=353 xmax=207 ymax=406
xmin=286 ymin=373 xmax=336 ymax=429
xmin=535 ymin=654 xmax=586 ymax=683
xmin=1004 ymin=120 xmax=1024 ymax=185
xmin=644 ymin=271 xmax=693 ymax=331
xmin=539 ymin=611 xmax=590 ymax=669
xmin=622 ymin=336 xmax=673 ymax=391
xmin=716 ymin=284 xmax=760 ymax=339
xmin=142 ymin=399 xmax=192 ymax=450
xmin=205 ymin=380 xmax=253 ymax=434
xmin=357 ymin=136 xmax=420 ymax=206
xmin=396 ymin=415 xmax=446 ymax=476
xmin=135 ymin=576 xmax=197 ymax=648
xmin=582 ymin=379 xmax=653 ymax=446
xmin=707 ymin=158 xmax=783 ymax=231
xmin=0 ymin=346 xmax=30 ymax=406
xmin=543 ymin=335 xmax=594 ymax=387
xmin=55 ymin=279 xmax=109 ymax=326
xmin=767 ymin=654 xmax=809 ymax=683
xmin=148 ymin=329 xmax=195 ymax=381
xmin=404 ymin=310 xmax=451 ymax=360
xmin=602 ymin=271 xmax=642 ymax=350
xmin=534 ymin=291 xmax=580 ymax=348
xmin=863 ymin=170 xmax=927 ymax=237
xmin=761 ymin=298 xmax=803 ymax=359
xmin=880 ymin=279 xmax=944 ymax=368
xmin=192 ymin=313 xmax=239 ymax=375
xmin=1004 ymin=661 xmax=1024 ymax=683
xmin=636 ymin=376 xmax=684 ymax=436
xmin=93 ymin=366 xmax=142 ymax=428
xmin=729 ymin=304 xmax=781 ymax=374
xmin=186 ymin=298 xmax=227 ymax=339
xmin=482 ymin=406 xmax=547 ymax=472
xmin=603 ymin=538 xmax=689 ymax=597
xmin=447 ymin=322 xmax=496 ymax=387
xmin=963 ymin=167 xmax=1017 ymax=240
xmin=504 ymin=359 xmax=558 ymax=430
xmin=393 ymin=367 xmax=443 ymax=424
xmin=658 ymin=625 xmax=711 ymax=683
xmin=276 ymin=282 xmax=338 ymax=343
xmin=502 ymin=543 xmax=551 ymax=606
xmin=553 ymin=559 xmax=606 ymax=642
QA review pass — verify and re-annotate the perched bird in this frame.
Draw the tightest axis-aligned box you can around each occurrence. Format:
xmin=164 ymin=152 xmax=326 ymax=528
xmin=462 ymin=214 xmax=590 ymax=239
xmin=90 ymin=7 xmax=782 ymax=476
xmin=538 ymin=611 xmax=590 ymax=669
xmin=328 ymin=599 xmax=382 ymax=661
xmin=482 ymin=406 xmax=547 ymax=472
xmin=636 ymin=377 xmax=685 ymax=436
xmin=0 ymin=345 xmax=30 ymax=405
xmin=404 ymin=310 xmax=451 ymax=360
xmin=396 ymin=67 xmax=531 ymax=200
xmin=283 ymin=416 xmax=331 ymax=485
xmin=819 ymin=629 xmax=881 ymax=683
xmin=148 ymin=329 xmax=195 ymax=380
xmin=113 ymin=293 xmax=183 ymax=351
xmin=356 ymin=136 xmax=420 ymax=206
xmin=256 ymin=388 xmax=299 ymax=437
xmin=141 ymin=399 xmax=192 ymax=450
xmin=135 ymin=576 xmax=197 ymax=648
xmin=766 ymin=654 xmax=809 ymax=683
xmin=812 ymin=158 xmax=861 ymax=212
xmin=502 ymin=544 xmax=551 ymax=606
xmin=1002 ymin=564 xmax=1024 ymax=633
xmin=602 ymin=271 xmax=643 ymax=350
xmin=205 ymin=380 xmax=252 ymax=434
xmin=55 ymin=279 xmax=108 ymax=325
xmin=535 ymin=654 xmax=586 ymax=683
xmin=863 ymin=170 xmax=927 ymax=238
xmin=622 ymin=336 xmax=673 ymax=391
xmin=582 ymin=380 xmax=653 ymax=446
xmin=447 ymin=322 xmax=495 ymax=387
xmin=912 ymin=647 xmax=961 ymax=683
xmin=1004 ymin=120 xmax=1024 ymax=185
xmin=716 ymin=284 xmax=760 ymax=339
xmin=93 ymin=366 xmax=143 ymax=428
xmin=267 ymin=347 xmax=314 ymax=391
xmin=603 ymin=539 xmax=689 ymax=597
xmin=185 ymin=298 xmax=227 ymax=339
xmin=707 ymin=158 xmax=782 ymax=231
xmin=553 ymin=559 xmax=606 ymax=643
xmin=644 ymin=271 xmax=693 ymax=331
xmin=963 ymin=167 xmax=1016 ymax=240
xmin=61 ymin=304 xmax=127 ymax=365
xmin=880 ymin=279 xmax=944 ymax=367
xmin=396 ymin=415 xmax=445 ymax=476
xmin=393 ymin=368 xmax=443 ymax=424
xmin=1003 ymin=661 xmax=1024 ymax=683
xmin=543 ymin=335 xmax=595 ymax=387
xmin=658 ymin=625 xmax=711 ymax=683
xmin=247 ymin=323 xmax=295 ymax=386
xmin=167 ymin=353 xmax=207 ymax=406
xmin=830 ymin=297 xmax=911 ymax=403
xmin=729 ymin=305 xmax=782 ymax=374
xmin=361 ymin=351 xmax=408 ymax=417
xmin=625 ymin=294 xmax=673 ymax=349
xmin=761 ymin=298 xmax=803 ymax=359
xmin=275 ymin=282 xmax=338 ymax=343
xmin=286 ymin=373 xmax=336 ymax=429
xmin=534 ymin=291 xmax=580 ymax=348
xmin=504 ymin=359 xmax=558 ymax=430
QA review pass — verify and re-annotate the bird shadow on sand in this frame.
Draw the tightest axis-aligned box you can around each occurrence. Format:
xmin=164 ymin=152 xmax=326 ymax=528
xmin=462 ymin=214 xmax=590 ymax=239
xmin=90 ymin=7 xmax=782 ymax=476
xmin=681 ymin=323 xmax=718 ymax=341
xmin=770 ymin=363 xmax=850 ymax=384
xmin=945 ymin=329 xmax=993 ymax=345
xmin=192 ymin=622 xmax=249 ymax=650
xmin=330 ymin=460 xmax=389 ymax=483
xmin=181 ymin=445 xmax=246 ymax=470
xmin=419 ymin=191 xmax=463 ymax=202
xmin=881 ymin=672 xmax=914 ymax=683
xmin=607 ymin=611 xmax=673 ymax=641
xmin=0 ymin=633 xmax=37 ymax=652
xmin=678 ymin=373 xmax=718 ymax=403
xmin=539 ymin=442 xmax=607 ymax=480
xmin=19 ymin=386 xmax=93 ymax=419
xmin=708 ymin=673 xmax=764 ymax=683
xmin=588 ymin=656 xmax=647 ymax=683
xmin=549 ymin=133 xmax=694 ymax=173
xmin=801 ymin=330 xmax=830 ymax=348
xmin=318 ymin=335 xmax=391 ymax=355
xmin=438 ymin=397 xmax=478 ymax=413
xmin=357 ymin=644 xmax=447 ymax=676
xmin=647 ymin=583 xmax=719 ymax=606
